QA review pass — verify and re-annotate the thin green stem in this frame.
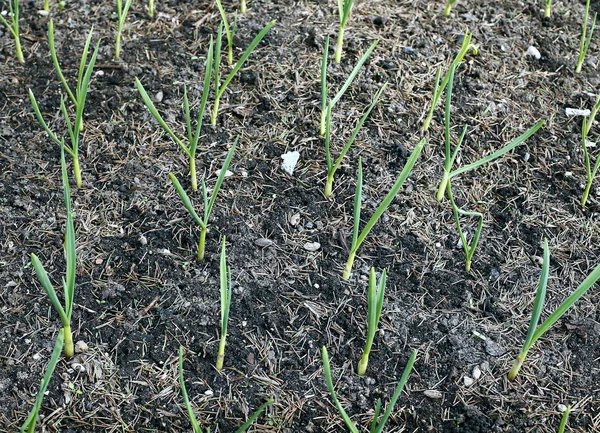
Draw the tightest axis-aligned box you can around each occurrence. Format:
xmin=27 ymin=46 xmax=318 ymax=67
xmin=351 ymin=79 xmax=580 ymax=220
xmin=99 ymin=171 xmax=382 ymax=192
xmin=582 ymin=179 xmax=593 ymax=206
xmin=73 ymin=157 xmax=82 ymax=188
xmin=334 ymin=28 xmax=344 ymax=63
xmin=240 ymin=0 xmax=246 ymax=13
xmin=198 ymin=227 xmax=207 ymax=261
xmin=342 ymin=251 xmax=356 ymax=280
xmin=63 ymin=324 xmax=74 ymax=358
xmin=190 ymin=156 xmax=197 ymax=191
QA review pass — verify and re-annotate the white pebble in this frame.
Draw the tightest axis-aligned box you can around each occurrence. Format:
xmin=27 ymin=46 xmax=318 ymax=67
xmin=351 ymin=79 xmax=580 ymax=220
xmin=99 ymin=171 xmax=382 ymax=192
xmin=303 ymin=242 xmax=321 ymax=252
xmin=75 ymin=341 xmax=89 ymax=354
xmin=424 ymin=389 xmax=443 ymax=399
xmin=526 ymin=46 xmax=541 ymax=60
xmin=155 ymin=91 xmax=163 ymax=103
xmin=464 ymin=376 xmax=474 ymax=387
xmin=472 ymin=365 xmax=482 ymax=380
xmin=215 ymin=169 xmax=233 ymax=177
xmin=565 ymin=108 xmax=591 ymax=117
xmin=281 ymin=151 xmax=300 ymax=175
xmin=557 ymin=404 xmax=568 ymax=413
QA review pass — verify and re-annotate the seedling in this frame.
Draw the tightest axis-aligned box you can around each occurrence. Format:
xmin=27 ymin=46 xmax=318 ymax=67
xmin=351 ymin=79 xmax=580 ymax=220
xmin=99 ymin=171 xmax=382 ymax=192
xmin=322 ymin=346 xmax=417 ymax=433
xmin=48 ymin=20 xmax=101 ymax=132
xmin=436 ymin=63 xmax=544 ymax=202
xmin=179 ymin=346 xmax=273 ymax=432
xmin=115 ymin=0 xmax=133 ymax=59
xmin=169 ymin=140 xmax=236 ymax=261
xmin=324 ymin=82 xmax=387 ymax=198
xmin=422 ymin=30 xmax=477 ymax=132
xmin=30 ymin=147 xmax=77 ymax=358
xmin=240 ymin=0 xmax=246 ymax=14
xmin=334 ymin=0 xmax=354 ymax=63
xmin=508 ymin=239 xmax=600 ymax=380
xmin=43 ymin=0 xmax=49 ymax=11
xmin=576 ymin=0 xmax=596 ymax=74
xmin=0 ymin=0 xmax=24 ymax=62
xmin=148 ymin=0 xmax=153 ymax=17
xmin=446 ymin=180 xmax=483 ymax=272
xmin=343 ymin=139 xmax=426 ymax=279
xmin=216 ymin=236 xmax=232 ymax=371
xmin=215 ymin=0 xmax=234 ymax=65
xmin=544 ymin=0 xmax=552 ymax=18
xmin=20 ymin=330 xmax=65 ymax=433
xmin=136 ymin=38 xmax=213 ymax=191
xmin=443 ymin=0 xmax=457 ymax=16
xmin=585 ymin=93 xmax=600 ymax=137
xmin=357 ymin=268 xmax=386 ymax=376
xmin=320 ymin=38 xmax=378 ymax=136
xmin=558 ymin=405 xmax=571 ymax=433
xmin=579 ymin=117 xmax=600 ymax=206
xmin=211 ymin=19 xmax=275 ymax=126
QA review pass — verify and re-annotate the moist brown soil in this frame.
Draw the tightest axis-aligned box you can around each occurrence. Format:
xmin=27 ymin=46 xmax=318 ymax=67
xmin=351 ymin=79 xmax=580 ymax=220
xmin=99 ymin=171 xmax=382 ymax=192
xmin=2 ymin=0 xmax=600 ymax=432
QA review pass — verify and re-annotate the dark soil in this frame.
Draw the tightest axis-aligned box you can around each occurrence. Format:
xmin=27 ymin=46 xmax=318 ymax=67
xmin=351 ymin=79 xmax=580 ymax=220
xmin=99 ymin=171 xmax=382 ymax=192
xmin=1 ymin=0 xmax=600 ymax=432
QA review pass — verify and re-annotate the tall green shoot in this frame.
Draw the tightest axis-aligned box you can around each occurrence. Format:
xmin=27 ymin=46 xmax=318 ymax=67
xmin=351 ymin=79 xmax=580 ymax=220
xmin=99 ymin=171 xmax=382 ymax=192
xmin=320 ymin=39 xmax=378 ymax=136
xmin=169 ymin=140 xmax=236 ymax=261
xmin=357 ymin=268 xmax=386 ymax=376
xmin=211 ymin=19 xmax=275 ymax=126
xmin=215 ymin=0 xmax=234 ymax=65
xmin=322 ymin=346 xmax=417 ymax=433
xmin=0 ymin=0 xmax=24 ymax=62
xmin=443 ymin=0 xmax=457 ymax=17
xmin=508 ymin=239 xmax=600 ymax=380
xmin=436 ymin=63 xmax=544 ymax=202
xmin=576 ymin=0 xmax=596 ymax=74
xmin=334 ymin=0 xmax=354 ymax=63
xmin=30 ymin=147 xmax=77 ymax=358
xmin=324 ymin=83 xmax=386 ymax=198
xmin=544 ymin=0 xmax=552 ymax=18
xmin=579 ymin=117 xmax=600 ymax=206
xmin=343 ymin=139 xmax=426 ymax=279
xmin=136 ymin=38 xmax=213 ymax=191
xmin=179 ymin=346 xmax=273 ymax=432
xmin=20 ymin=330 xmax=65 ymax=433
xmin=148 ymin=0 xmax=154 ymax=17
xmin=558 ymin=406 xmax=571 ymax=433
xmin=216 ymin=236 xmax=232 ymax=370
xmin=422 ymin=30 xmax=477 ymax=132
xmin=115 ymin=0 xmax=133 ymax=59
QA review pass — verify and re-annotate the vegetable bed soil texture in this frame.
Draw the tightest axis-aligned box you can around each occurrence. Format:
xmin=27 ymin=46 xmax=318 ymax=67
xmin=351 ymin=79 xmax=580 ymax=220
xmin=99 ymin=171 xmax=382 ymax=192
xmin=2 ymin=0 xmax=600 ymax=432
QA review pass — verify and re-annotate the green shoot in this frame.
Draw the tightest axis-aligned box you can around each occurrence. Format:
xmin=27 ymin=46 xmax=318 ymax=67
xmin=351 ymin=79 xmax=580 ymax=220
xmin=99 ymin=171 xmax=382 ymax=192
xmin=215 ymin=0 xmax=234 ymax=65
xmin=43 ymin=0 xmax=49 ymax=11
xmin=508 ymin=239 xmax=600 ymax=380
xmin=576 ymin=0 xmax=596 ymax=74
xmin=443 ymin=0 xmax=457 ymax=17
xmin=48 ymin=20 xmax=101 ymax=133
xmin=436 ymin=62 xmax=545 ymax=202
xmin=558 ymin=405 xmax=571 ymax=433
xmin=30 ymin=147 xmax=77 ymax=358
xmin=585 ymin=93 xmax=600 ymax=137
xmin=240 ymin=0 xmax=246 ymax=14
xmin=216 ymin=236 xmax=232 ymax=370
xmin=0 ymin=0 xmax=24 ymax=62
xmin=115 ymin=0 xmax=133 ymax=59
xmin=320 ymin=39 xmax=378 ymax=136
xmin=211 ymin=19 xmax=275 ymax=126
xmin=422 ymin=30 xmax=477 ymax=132
xmin=179 ymin=346 xmax=273 ymax=433
xmin=334 ymin=0 xmax=354 ymax=63
xmin=357 ymin=268 xmax=386 ymax=376
xmin=343 ymin=139 xmax=426 ymax=279
xmin=169 ymin=139 xmax=236 ymax=261
xmin=136 ymin=38 xmax=213 ymax=191
xmin=148 ymin=0 xmax=154 ymax=17
xmin=544 ymin=0 xmax=552 ymax=18
xmin=20 ymin=330 xmax=65 ymax=433
xmin=324 ymin=83 xmax=386 ymax=198
xmin=446 ymin=180 xmax=483 ymax=273
xmin=580 ymin=117 xmax=600 ymax=206
xmin=322 ymin=346 xmax=417 ymax=433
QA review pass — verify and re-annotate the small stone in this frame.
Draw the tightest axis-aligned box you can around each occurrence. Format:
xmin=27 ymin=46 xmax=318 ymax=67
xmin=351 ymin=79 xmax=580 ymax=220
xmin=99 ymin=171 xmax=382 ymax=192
xmin=303 ymin=242 xmax=321 ymax=251
xmin=139 ymin=234 xmax=148 ymax=245
xmin=38 ymin=9 xmax=50 ymax=16
xmin=526 ymin=46 xmax=541 ymax=60
xmin=523 ymin=152 xmax=530 ymax=162
xmin=484 ymin=338 xmax=506 ymax=357
xmin=290 ymin=213 xmax=301 ymax=226
xmin=424 ymin=390 xmax=443 ymax=399
xmin=305 ymin=222 xmax=314 ymax=229
xmin=281 ymin=151 xmax=300 ymax=175
xmin=204 ymin=390 xmax=214 ymax=397
xmin=464 ymin=376 xmax=474 ymax=387
xmin=155 ymin=91 xmax=163 ymax=103
xmin=373 ymin=16 xmax=388 ymax=26
xmin=95 ymin=258 xmax=104 ymax=265
xmin=95 ymin=70 xmax=105 ymax=77
xmin=402 ymin=47 xmax=416 ymax=55
xmin=75 ymin=341 xmax=88 ymax=354
xmin=254 ymin=238 xmax=273 ymax=247
xmin=215 ymin=169 xmax=233 ymax=177
xmin=557 ymin=404 xmax=568 ymax=413
xmin=472 ymin=365 xmax=481 ymax=380
xmin=565 ymin=108 xmax=591 ymax=116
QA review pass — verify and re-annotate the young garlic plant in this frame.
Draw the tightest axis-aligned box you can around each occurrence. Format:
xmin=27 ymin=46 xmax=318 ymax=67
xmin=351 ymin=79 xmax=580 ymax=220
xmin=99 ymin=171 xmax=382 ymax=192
xmin=48 ymin=20 xmax=101 ymax=132
xmin=508 ymin=239 xmax=600 ymax=380
xmin=20 ymin=330 xmax=65 ymax=433
xmin=324 ymin=82 xmax=387 ymax=198
xmin=320 ymin=38 xmax=378 ymax=136
xmin=334 ymin=0 xmax=354 ymax=63
xmin=357 ymin=268 xmax=386 ymax=376
xmin=558 ymin=405 xmax=571 ymax=433
xmin=576 ymin=0 xmax=596 ymax=74
xmin=169 ymin=140 xmax=236 ymax=261
xmin=240 ymin=0 xmax=246 ymax=14
xmin=422 ymin=30 xmax=477 ymax=132
xmin=216 ymin=236 xmax=232 ymax=370
xmin=31 ymin=147 xmax=77 ymax=358
xmin=436 ymin=64 xmax=544 ymax=202
xmin=179 ymin=346 xmax=273 ymax=432
xmin=580 ymin=117 xmax=600 ymax=206
xmin=211 ymin=19 xmax=275 ymax=126
xmin=215 ymin=0 xmax=236 ymax=65
xmin=343 ymin=139 xmax=426 ymax=279
xmin=0 ymin=0 xmax=24 ymax=62
xmin=443 ymin=0 xmax=457 ymax=17
xmin=544 ymin=0 xmax=552 ymax=18
xmin=148 ymin=0 xmax=154 ymax=17
xmin=322 ymin=346 xmax=417 ymax=433
xmin=115 ymin=0 xmax=133 ymax=59
xmin=136 ymin=37 xmax=213 ymax=191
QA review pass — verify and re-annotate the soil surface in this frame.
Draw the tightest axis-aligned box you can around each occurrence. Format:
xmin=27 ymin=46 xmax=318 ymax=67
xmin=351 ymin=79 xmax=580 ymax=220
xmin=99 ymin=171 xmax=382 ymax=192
xmin=2 ymin=0 xmax=600 ymax=432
